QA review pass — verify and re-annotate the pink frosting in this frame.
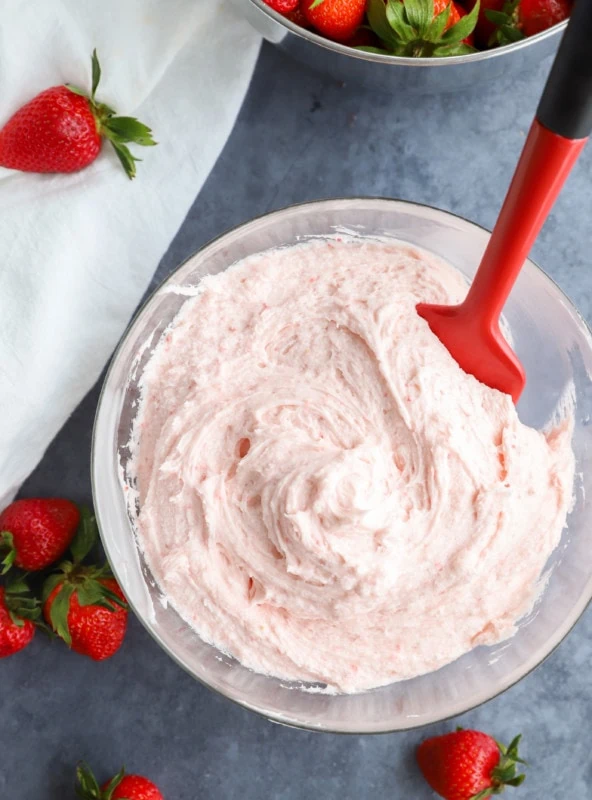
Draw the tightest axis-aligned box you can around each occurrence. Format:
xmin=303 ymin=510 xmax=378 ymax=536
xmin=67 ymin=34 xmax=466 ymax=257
xmin=131 ymin=239 xmax=574 ymax=693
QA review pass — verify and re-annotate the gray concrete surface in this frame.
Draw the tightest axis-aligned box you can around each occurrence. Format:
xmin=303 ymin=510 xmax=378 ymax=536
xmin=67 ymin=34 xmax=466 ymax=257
xmin=3 ymin=42 xmax=592 ymax=799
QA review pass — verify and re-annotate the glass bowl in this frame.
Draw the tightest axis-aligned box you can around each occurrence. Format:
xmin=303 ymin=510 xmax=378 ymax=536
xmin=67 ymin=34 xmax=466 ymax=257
xmin=92 ymin=198 xmax=592 ymax=733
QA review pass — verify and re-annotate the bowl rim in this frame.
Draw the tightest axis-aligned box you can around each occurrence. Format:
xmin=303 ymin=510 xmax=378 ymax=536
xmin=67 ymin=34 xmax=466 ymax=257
xmin=248 ymin=0 xmax=567 ymax=67
xmin=92 ymin=196 xmax=592 ymax=734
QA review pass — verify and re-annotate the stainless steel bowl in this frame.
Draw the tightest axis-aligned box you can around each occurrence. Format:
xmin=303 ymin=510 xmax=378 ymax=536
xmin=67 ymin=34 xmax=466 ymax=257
xmin=234 ymin=0 xmax=567 ymax=93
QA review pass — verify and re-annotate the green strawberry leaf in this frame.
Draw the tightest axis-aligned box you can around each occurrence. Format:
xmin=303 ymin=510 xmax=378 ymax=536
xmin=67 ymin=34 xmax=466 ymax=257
xmin=65 ymin=84 xmax=87 ymax=97
xmin=309 ymin=0 xmax=325 ymax=8
xmin=485 ymin=9 xmax=511 ymax=24
xmin=95 ymin=100 xmax=118 ymax=117
xmin=4 ymin=576 xmax=43 ymax=625
xmin=101 ymin=585 xmax=128 ymax=610
xmin=5 ymin=577 xmax=28 ymax=595
xmin=506 ymin=734 xmax=527 ymax=764
xmin=76 ymin=580 xmax=107 ymax=608
xmin=70 ymin=507 xmax=98 ymax=564
xmin=486 ymin=0 xmax=524 ymax=44
xmin=8 ymin=611 xmax=25 ymax=628
xmin=49 ymin=583 xmax=75 ymax=646
xmin=0 ymin=531 xmax=16 ymax=575
xmin=13 ymin=607 xmax=41 ymax=623
xmin=102 ymin=766 xmax=126 ymax=800
xmin=425 ymin=4 xmax=451 ymax=42
xmin=42 ymin=572 xmax=66 ymax=603
xmin=386 ymin=0 xmax=416 ymax=42
xmin=104 ymin=117 xmax=157 ymax=147
xmin=497 ymin=23 xmax=524 ymax=42
xmin=75 ymin=762 xmax=102 ymax=800
xmin=111 ymin=141 xmax=141 ymax=180
xmin=1 ymin=550 xmax=15 ymax=574
xmin=367 ymin=0 xmax=400 ymax=47
xmin=91 ymin=48 xmax=101 ymax=100
xmin=440 ymin=0 xmax=479 ymax=44
xmin=471 ymin=791 xmax=496 ymax=800
xmin=404 ymin=0 xmax=434 ymax=34
xmin=97 ymin=561 xmax=115 ymax=579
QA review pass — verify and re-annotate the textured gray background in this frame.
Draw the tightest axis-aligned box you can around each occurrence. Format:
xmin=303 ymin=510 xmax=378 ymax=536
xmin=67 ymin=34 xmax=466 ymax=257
xmin=3 ymin=42 xmax=592 ymax=799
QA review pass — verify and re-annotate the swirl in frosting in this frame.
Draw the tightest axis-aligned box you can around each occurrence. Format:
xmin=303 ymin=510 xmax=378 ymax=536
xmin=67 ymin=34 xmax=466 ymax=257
xmin=131 ymin=238 xmax=574 ymax=693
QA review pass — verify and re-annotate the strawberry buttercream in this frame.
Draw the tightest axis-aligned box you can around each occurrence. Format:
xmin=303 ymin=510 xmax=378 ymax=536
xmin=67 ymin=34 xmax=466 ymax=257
xmin=130 ymin=238 xmax=574 ymax=693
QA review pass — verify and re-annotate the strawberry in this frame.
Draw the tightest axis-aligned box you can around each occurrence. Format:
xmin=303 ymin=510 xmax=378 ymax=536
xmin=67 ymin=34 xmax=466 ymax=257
xmin=518 ymin=0 xmax=570 ymax=36
xmin=0 ymin=498 xmax=80 ymax=573
xmin=0 ymin=50 xmax=156 ymax=179
xmin=417 ymin=729 xmax=526 ymax=800
xmin=263 ymin=0 xmax=299 ymax=12
xmin=483 ymin=0 xmax=569 ymax=45
xmin=43 ymin=508 xmax=128 ymax=660
xmin=0 ymin=580 xmax=39 ymax=658
xmin=345 ymin=27 xmax=383 ymax=47
xmin=44 ymin=574 xmax=128 ymax=661
xmin=106 ymin=775 xmax=164 ymax=800
xmin=285 ymin=6 xmax=313 ymax=26
xmin=76 ymin=763 xmax=164 ymax=800
xmin=367 ymin=0 xmax=480 ymax=57
xmin=302 ymin=0 xmax=367 ymax=43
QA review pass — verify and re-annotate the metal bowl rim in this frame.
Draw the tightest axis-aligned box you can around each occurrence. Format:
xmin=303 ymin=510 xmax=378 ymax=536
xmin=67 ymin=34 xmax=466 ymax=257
xmin=249 ymin=0 xmax=567 ymax=67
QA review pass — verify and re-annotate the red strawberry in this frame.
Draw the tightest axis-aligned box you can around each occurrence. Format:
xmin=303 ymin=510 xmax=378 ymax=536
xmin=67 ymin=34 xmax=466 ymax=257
xmin=480 ymin=0 xmax=570 ymax=46
xmin=263 ymin=0 xmax=299 ymax=11
xmin=0 ymin=498 xmax=80 ymax=573
xmin=285 ymin=6 xmax=313 ymax=26
xmin=76 ymin=763 xmax=164 ymax=800
xmin=43 ymin=506 xmax=128 ymax=660
xmin=301 ymin=0 xmax=367 ymax=43
xmin=417 ymin=729 xmax=526 ymax=800
xmin=44 ymin=575 xmax=128 ymax=661
xmin=345 ymin=27 xmax=382 ymax=47
xmin=518 ymin=0 xmax=570 ymax=36
xmin=0 ymin=583 xmax=37 ymax=658
xmin=107 ymin=774 xmax=164 ymax=800
xmin=0 ymin=49 xmax=156 ymax=179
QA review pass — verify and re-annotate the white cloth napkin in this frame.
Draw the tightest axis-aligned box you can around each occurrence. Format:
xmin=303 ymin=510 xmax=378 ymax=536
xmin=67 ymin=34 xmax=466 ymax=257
xmin=0 ymin=0 xmax=261 ymax=506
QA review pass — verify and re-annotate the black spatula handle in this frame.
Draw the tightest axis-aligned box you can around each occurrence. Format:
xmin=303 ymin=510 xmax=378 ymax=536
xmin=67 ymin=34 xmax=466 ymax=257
xmin=537 ymin=0 xmax=592 ymax=140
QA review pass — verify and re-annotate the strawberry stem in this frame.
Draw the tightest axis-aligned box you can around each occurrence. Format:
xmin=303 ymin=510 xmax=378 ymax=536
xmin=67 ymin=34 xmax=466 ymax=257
xmin=368 ymin=0 xmax=479 ymax=58
xmin=75 ymin=762 xmax=126 ymax=800
xmin=65 ymin=49 xmax=157 ymax=179
xmin=470 ymin=734 xmax=526 ymax=799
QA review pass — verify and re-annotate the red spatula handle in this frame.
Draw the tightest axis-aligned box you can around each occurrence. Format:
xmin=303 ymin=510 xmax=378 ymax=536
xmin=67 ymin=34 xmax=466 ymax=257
xmin=463 ymin=0 xmax=592 ymax=324
xmin=462 ymin=124 xmax=586 ymax=322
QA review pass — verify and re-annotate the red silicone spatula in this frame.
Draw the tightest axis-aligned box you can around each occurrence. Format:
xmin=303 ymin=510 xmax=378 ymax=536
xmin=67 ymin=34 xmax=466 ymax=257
xmin=417 ymin=0 xmax=592 ymax=403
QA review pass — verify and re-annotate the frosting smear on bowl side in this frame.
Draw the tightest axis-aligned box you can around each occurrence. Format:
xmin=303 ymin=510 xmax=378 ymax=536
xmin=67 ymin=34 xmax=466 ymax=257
xmin=130 ymin=239 xmax=574 ymax=693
